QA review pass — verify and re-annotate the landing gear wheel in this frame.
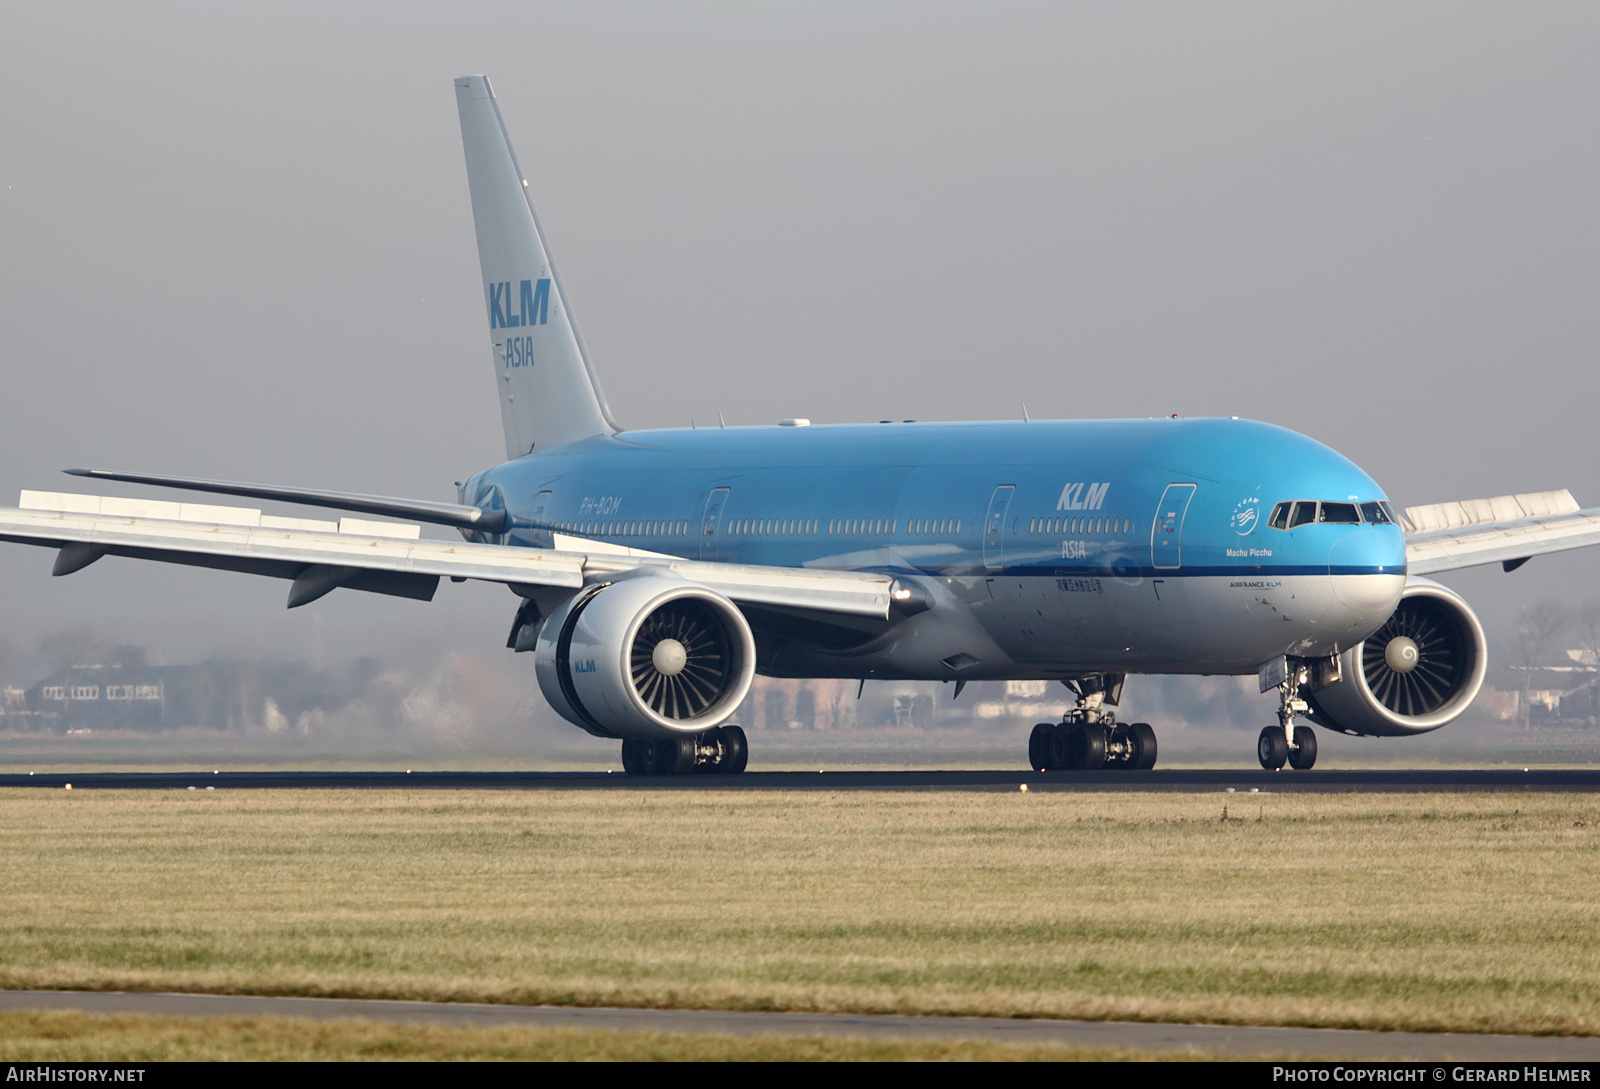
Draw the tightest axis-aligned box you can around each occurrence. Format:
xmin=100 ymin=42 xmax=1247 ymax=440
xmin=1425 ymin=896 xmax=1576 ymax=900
xmin=668 ymin=736 xmax=696 ymax=775
xmin=1129 ymin=722 xmax=1158 ymax=770
xmin=1066 ymin=724 xmax=1106 ymax=770
xmin=640 ymin=738 xmax=666 ymax=775
xmin=1257 ymin=727 xmax=1288 ymax=770
xmin=1288 ymin=725 xmax=1318 ymax=770
xmin=645 ymin=737 xmax=695 ymax=775
xmin=1048 ymin=724 xmax=1074 ymax=770
xmin=620 ymin=739 xmax=648 ymax=776
xmin=717 ymin=725 xmax=748 ymax=774
xmin=1028 ymin=723 xmax=1054 ymax=771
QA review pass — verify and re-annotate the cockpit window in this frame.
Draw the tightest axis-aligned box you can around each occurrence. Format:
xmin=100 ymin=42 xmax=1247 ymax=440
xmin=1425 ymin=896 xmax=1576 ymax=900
xmin=1360 ymin=501 xmax=1396 ymax=525
xmin=1269 ymin=499 xmax=1396 ymax=530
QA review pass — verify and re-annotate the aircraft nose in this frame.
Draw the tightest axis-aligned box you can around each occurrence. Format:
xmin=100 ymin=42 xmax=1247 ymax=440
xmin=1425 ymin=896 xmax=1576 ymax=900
xmin=1329 ymin=528 xmax=1407 ymax=629
xmin=1330 ymin=526 xmax=1406 ymax=577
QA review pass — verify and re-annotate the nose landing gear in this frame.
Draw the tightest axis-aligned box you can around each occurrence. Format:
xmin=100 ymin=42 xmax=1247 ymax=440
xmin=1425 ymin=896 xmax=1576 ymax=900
xmin=1258 ymin=658 xmax=1323 ymax=770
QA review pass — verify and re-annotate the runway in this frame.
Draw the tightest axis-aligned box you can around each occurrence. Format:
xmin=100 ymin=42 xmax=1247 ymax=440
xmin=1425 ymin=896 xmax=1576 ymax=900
xmin=2 ymin=990 xmax=1597 ymax=1060
xmin=3 ymin=768 xmax=1600 ymax=792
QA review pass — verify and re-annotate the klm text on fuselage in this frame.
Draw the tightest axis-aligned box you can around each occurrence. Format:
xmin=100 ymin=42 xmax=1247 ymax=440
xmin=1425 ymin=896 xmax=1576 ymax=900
xmin=1057 ymin=482 xmax=1110 ymax=511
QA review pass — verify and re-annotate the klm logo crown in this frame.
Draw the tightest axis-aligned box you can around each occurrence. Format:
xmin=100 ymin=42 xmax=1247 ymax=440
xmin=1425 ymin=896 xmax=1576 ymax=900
xmin=489 ymin=278 xmax=551 ymax=329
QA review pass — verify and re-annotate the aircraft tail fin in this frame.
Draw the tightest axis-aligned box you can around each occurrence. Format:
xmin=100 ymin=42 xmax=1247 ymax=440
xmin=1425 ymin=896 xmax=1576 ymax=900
xmin=455 ymin=75 xmax=618 ymax=458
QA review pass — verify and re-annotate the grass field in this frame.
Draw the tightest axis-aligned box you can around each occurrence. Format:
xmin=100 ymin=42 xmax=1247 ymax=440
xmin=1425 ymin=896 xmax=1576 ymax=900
xmin=0 ymin=1010 xmax=1230 ymax=1061
xmin=0 ymin=788 xmax=1596 ymax=1040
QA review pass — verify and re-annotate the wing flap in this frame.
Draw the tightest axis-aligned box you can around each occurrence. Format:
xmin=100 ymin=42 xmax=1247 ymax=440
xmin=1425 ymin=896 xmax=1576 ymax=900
xmin=586 ymin=554 xmax=893 ymax=617
xmin=0 ymin=499 xmax=893 ymax=618
xmin=1406 ymin=496 xmax=1600 ymax=575
xmin=0 ymin=504 xmax=584 ymax=590
xmin=1401 ymin=489 xmax=1579 ymax=533
xmin=550 ymin=532 xmax=892 ymax=615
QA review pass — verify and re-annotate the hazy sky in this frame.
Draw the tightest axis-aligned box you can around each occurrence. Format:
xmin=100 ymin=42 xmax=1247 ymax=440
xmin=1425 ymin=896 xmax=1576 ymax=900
xmin=2 ymin=2 xmax=1598 ymax=680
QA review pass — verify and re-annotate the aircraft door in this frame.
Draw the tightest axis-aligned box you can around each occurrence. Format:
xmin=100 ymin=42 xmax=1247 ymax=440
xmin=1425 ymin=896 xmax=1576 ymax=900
xmin=983 ymin=485 xmax=1015 ymax=570
xmin=700 ymin=487 xmax=731 ymax=560
xmin=1151 ymin=483 xmax=1197 ymax=570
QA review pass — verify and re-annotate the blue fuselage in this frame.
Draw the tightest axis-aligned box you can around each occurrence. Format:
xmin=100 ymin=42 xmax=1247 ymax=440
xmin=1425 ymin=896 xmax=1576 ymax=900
xmin=461 ymin=417 xmax=1407 ymax=680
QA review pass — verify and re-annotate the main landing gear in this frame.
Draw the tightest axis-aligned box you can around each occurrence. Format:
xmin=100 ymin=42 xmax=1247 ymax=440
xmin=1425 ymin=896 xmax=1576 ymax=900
xmin=620 ymin=724 xmax=748 ymax=776
xmin=1257 ymin=659 xmax=1321 ymax=770
xmin=1028 ymin=674 xmax=1158 ymax=771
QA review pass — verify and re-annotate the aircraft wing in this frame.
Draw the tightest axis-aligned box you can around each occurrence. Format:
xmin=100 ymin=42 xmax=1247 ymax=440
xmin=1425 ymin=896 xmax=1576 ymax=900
xmin=0 ymin=492 xmax=894 ymax=617
xmin=1403 ymin=488 xmax=1600 ymax=575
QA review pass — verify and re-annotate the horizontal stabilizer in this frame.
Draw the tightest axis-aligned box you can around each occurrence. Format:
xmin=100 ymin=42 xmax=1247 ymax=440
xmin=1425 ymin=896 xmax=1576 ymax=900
xmin=61 ymin=468 xmax=504 ymax=533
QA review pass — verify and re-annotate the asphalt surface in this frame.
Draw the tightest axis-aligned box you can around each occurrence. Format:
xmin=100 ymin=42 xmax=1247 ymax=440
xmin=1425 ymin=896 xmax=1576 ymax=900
xmin=3 ymin=768 xmax=1600 ymax=792
xmin=1 ymin=990 xmax=1596 ymax=1060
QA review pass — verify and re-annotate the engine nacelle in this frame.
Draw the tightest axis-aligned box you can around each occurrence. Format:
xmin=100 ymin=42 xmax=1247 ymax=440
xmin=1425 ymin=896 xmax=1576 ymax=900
xmin=534 ymin=576 xmax=757 ymax=740
xmin=1304 ymin=578 xmax=1487 ymax=737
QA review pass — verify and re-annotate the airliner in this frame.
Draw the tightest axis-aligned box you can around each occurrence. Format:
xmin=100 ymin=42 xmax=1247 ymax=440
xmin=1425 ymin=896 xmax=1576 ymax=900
xmin=4 ymin=75 xmax=1599 ymax=775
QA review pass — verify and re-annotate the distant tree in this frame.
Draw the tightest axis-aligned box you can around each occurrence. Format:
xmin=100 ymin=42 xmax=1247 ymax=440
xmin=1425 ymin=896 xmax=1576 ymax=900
xmin=35 ymin=628 xmax=109 ymax=675
xmin=110 ymin=644 xmax=147 ymax=670
xmin=1575 ymin=604 xmax=1600 ymax=667
xmin=350 ymin=656 xmax=381 ymax=691
xmin=1574 ymin=603 xmax=1600 ymax=721
xmin=1514 ymin=600 xmax=1570 ymax=728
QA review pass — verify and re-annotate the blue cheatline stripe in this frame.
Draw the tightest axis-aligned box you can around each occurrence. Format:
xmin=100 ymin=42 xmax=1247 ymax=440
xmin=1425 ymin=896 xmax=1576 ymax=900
xmin=512 ymin=523 xmax=1404 ymax=579
xmin=869 ymin=564 xmax=1405 ymax=579
xmin=512 ymin=527 xmax=1406 ymax=581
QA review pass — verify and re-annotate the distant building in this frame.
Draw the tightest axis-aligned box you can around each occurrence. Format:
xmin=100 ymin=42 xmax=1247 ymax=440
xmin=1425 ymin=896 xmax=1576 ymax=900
xmin=1493 ymin=647 xmax=1600 ymax=727
xmin=12 ymin=664 xmax=167 ymax=732
xmin=0 ymin=658 xmax=377 ymax=734
xmin=741 ymin=677 xmax=857 ymax=731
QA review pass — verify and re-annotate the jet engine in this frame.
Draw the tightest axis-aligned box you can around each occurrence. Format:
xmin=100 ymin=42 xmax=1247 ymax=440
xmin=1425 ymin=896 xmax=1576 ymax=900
xmin=1304 ymin=578 xmax=1488 ymax=737
xmin=534 ymin=576 xmax=757 ymax=740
